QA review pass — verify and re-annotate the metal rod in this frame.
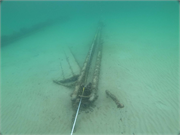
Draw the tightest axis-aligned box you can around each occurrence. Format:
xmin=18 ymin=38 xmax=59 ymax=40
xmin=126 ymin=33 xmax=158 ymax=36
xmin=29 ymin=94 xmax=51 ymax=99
xmin=60 ymin=61 xmax=65 ymax=80
xmin=64 ymin=49 xmax=75 ymax=76
xmin=68 ymin=47 xmax=81 ymax=69
xmin=70 ymin=97 xmax=82 ymax=135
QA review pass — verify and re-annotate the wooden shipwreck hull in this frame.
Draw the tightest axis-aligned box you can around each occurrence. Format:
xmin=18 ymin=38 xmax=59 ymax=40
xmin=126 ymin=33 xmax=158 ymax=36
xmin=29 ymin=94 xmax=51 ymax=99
xmin=52 ymin=22 xmax=124 ymax=133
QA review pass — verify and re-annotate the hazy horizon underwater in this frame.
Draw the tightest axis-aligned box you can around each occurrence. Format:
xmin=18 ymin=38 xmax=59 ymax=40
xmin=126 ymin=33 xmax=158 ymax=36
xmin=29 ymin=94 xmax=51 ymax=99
xmin=1 ymin=1 xmax=179 ymax=135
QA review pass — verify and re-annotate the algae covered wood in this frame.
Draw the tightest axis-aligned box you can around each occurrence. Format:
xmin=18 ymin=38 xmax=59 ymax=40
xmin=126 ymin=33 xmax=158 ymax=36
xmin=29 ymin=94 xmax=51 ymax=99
xmin=89 ymin=50 xmax=101 ymax=102
xmin=106 ymin=90 xmax=124 ymax=108
xmin=71 ymin=33 xmax=98 ymax=101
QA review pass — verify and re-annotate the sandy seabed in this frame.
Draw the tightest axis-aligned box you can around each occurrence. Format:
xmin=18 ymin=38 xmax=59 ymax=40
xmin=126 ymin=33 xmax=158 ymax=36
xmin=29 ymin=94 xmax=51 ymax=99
xmin=1 ymin=18 xmax=179 ymax=135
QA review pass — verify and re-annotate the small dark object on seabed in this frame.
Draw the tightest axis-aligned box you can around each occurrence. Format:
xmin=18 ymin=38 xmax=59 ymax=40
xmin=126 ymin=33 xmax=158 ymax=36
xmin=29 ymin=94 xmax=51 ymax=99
xmin=106 ymin=90 xmax=124 ymax=108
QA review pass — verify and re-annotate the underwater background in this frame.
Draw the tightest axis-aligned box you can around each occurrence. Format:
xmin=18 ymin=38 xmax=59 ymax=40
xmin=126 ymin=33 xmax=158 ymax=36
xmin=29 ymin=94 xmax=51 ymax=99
xmin=1 ymin=1 xmax=179 ymax=135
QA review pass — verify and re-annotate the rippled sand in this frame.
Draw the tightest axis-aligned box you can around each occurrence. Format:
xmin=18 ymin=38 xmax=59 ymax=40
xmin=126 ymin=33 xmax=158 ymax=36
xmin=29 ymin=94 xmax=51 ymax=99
xmin=1 ymin=17 xmax=179 ymax=135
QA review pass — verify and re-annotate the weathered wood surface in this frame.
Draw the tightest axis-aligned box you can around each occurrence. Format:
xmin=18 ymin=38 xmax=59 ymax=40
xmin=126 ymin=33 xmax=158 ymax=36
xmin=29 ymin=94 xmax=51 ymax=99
xmin=106 ymin=90 xmax=124 ymax=108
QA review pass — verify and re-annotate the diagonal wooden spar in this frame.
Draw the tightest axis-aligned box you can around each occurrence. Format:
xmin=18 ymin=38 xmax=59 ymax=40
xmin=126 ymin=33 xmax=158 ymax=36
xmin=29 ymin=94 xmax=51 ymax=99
xmin=71 ymin=30 xmax=99 ymax=101
xmin=70 ymin=24 xmax=103 ymax=135
xmin=51 ymin=22 xmax=124 ymax=135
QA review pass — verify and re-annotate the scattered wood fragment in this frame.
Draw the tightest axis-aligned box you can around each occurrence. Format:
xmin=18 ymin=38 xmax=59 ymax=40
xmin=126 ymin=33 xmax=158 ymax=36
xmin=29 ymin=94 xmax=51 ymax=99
xmin=106 ymin=90 xmax=124 ymax=108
